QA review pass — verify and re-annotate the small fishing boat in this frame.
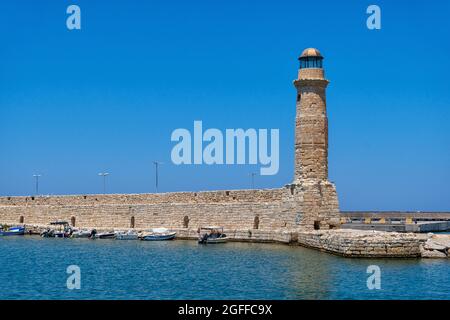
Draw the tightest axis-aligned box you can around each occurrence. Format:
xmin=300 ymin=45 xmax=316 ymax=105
xmin=40 ymin=228 xmax=54 ymax=238
xmin=97 ymin=232 xmax=115 ymax=239
xmin=0 ymin=226 xmax=25 ymax=236
xmin=139 ymin=228 xmax=176 ymax=241
xmin=71 ymin=229 xmax=92 ymax=238
xmin=54 ymin=231 xmax=70 ymax=238
xmin=198 ymin=226 xmax=228 ymax=244
xmin=41 ymin=221 xmax=71 ymax=238
xmin=89 ymin=229 xmax=116 ymax=239
xmin=115 ymin=230 xmax=139 ymax=240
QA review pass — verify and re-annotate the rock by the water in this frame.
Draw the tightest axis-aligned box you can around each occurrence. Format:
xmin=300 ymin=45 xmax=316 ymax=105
xmin=421 ymin=249 xmax=447 ymax=258
xmin=424 ymin=240 xmax=447 ymax=251
xmin=429 ymin=236 xmax=450 ymax=249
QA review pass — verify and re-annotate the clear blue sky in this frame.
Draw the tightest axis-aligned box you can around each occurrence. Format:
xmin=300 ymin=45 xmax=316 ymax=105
xmin=1 ymin=0 xmax=449 ymax=211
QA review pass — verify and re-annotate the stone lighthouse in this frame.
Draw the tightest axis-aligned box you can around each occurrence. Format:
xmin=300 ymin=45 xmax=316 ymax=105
xmin=292 ymin=48 xmax=340 ymax=229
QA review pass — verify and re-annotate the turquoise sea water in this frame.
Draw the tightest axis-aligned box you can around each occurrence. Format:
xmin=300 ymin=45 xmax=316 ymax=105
xmin=0 ymin=236 xmax=449 ymax=300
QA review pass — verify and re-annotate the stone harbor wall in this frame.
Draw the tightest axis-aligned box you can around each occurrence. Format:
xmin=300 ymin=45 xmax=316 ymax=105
xmin=297 ymin=229 xmax=427 ymax=258
xmin=296 ymin=230 xmax=450 ymax=259
xmin=0 ymin=180 xmax=340 ymax=231
xmin=3 ymin=192 xmax=449 ymax=259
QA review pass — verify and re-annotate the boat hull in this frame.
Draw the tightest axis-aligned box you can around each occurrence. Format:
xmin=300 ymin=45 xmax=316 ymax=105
xmin=198 ymin=236 xmax=228 ymax=244
xmin=0 ymin=231 xmax=25 ymax=236
xmin=205 ymin=237 xmax=228 ymax=244
xmin=71 ymin=232 xmax=91 ymax=238
xmin=91 ymin=233 xmax=116 ymax=239
xmin=140 ymin=232 xmax=176 ymax=241
xmin=0 ymin=227 xmax=25 ymax=236
xmin=116 ymin=234 xmax=138 ymax=240
xmin=97 ymin=234 xmax=116 ymax=239
xmin=54 ymin=233 xmax=70 ymax=238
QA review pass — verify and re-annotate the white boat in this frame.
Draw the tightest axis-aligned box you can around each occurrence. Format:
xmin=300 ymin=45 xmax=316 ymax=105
xmin=115 ymin=230 xmax=139 ymax=240
xmin=89 ymin=229 xmax=116 ymax=239
xmin=198 ymin=226 xmax=228 ymax=244
xmin=71 ymin=229 xmax=92 ymax=238
xmin=41 ymin=221 xmax=71 ymax=238
xmin=140 ymin=228 xmax=176 ymax=241
xmin=96 ymin=232 xmax=115 ymax=239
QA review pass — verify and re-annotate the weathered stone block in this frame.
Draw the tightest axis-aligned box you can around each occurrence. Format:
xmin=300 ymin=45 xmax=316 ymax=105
xmin=421 ymin=249 xmax=447 ymax=259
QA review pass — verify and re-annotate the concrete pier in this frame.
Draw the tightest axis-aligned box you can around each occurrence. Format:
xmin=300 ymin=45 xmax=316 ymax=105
xmin=341 ymin=221 xmax=450 ymax=233
xmin=340 ymin=211 xmax=450 ymax=233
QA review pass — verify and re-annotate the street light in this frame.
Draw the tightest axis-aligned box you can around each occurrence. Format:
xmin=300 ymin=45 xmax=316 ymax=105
xmin=33 ymin=174 xmax=42 ymax=195
xmin=249 ymin=172 xmax=257 ymax=189
xmin=98 ymin=172 xmax=110 ymax=194
xmin=153 ymin=161 xmax=163 ymax=193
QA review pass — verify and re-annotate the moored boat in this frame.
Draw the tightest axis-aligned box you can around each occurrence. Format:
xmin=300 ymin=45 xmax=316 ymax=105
xmin=115 ymin=230 xmax=139 ymax=240
xmin=139 ymin=228 xmax=176 ymax=241
xmin=40 ymin=228 xmax=54 ymax=238
xmin=0 ymin=226 xmax=25 ymax=236
xmin=198 ymin=226 xmax=228 ymax=244
xmin=41 ymin=221 xmax=71 ymax=238
xmin=97 ymin=232 xmax=116 ymax=239
xmin=89 ymin=229 xmax=116 ymax=239
xmin=54 ymin=231 xmax=70 ymax=238
xmin=70 ymin=229 xmax=92 ymax=238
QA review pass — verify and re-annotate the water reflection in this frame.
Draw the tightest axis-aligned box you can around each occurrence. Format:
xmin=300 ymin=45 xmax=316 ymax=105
xmin=0 ymin=237 xmax=449 ymax=299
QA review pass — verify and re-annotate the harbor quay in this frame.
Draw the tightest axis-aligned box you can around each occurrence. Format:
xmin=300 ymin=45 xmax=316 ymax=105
xmin=1 ymin=191 xmax=450 ymax=258
xmin=1 ymin=48 xmax=449 ymax=259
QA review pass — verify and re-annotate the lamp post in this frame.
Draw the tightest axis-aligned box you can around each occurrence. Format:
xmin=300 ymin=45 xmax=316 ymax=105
xmin=249 ymin=172 xmax=257 ymax=189
xmin=153 ymin=161 xmax=163 ymax=193
xmin=33 ymin=174 xmax=42 ymax=195
xmin=98 ymin=172 xmax=109 ymax=194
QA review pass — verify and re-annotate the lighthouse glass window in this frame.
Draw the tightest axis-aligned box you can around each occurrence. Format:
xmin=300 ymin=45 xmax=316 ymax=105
xmin=300 ymin=58 xmax=323 ymax=69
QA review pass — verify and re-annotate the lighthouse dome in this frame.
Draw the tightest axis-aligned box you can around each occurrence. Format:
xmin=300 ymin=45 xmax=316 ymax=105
xmin=299 ymin=48 xmax=323 ymax=69
xmin=299 ymin=48 xmax=323 ymax=59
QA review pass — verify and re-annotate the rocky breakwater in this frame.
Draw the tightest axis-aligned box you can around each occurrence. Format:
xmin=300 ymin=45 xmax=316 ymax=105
xmin=420 ymin=234 xmax=450 ymax=258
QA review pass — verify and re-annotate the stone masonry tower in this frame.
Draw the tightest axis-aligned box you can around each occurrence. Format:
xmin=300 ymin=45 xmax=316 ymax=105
xmin=294 ymin=48 xmax=328 ymax=181
xmin=292 ymin=48 xmax=340 ymax=229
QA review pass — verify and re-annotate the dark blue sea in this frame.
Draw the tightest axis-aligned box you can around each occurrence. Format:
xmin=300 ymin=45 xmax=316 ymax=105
xmin=0 ymin=236 xmax=449 ymax=300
